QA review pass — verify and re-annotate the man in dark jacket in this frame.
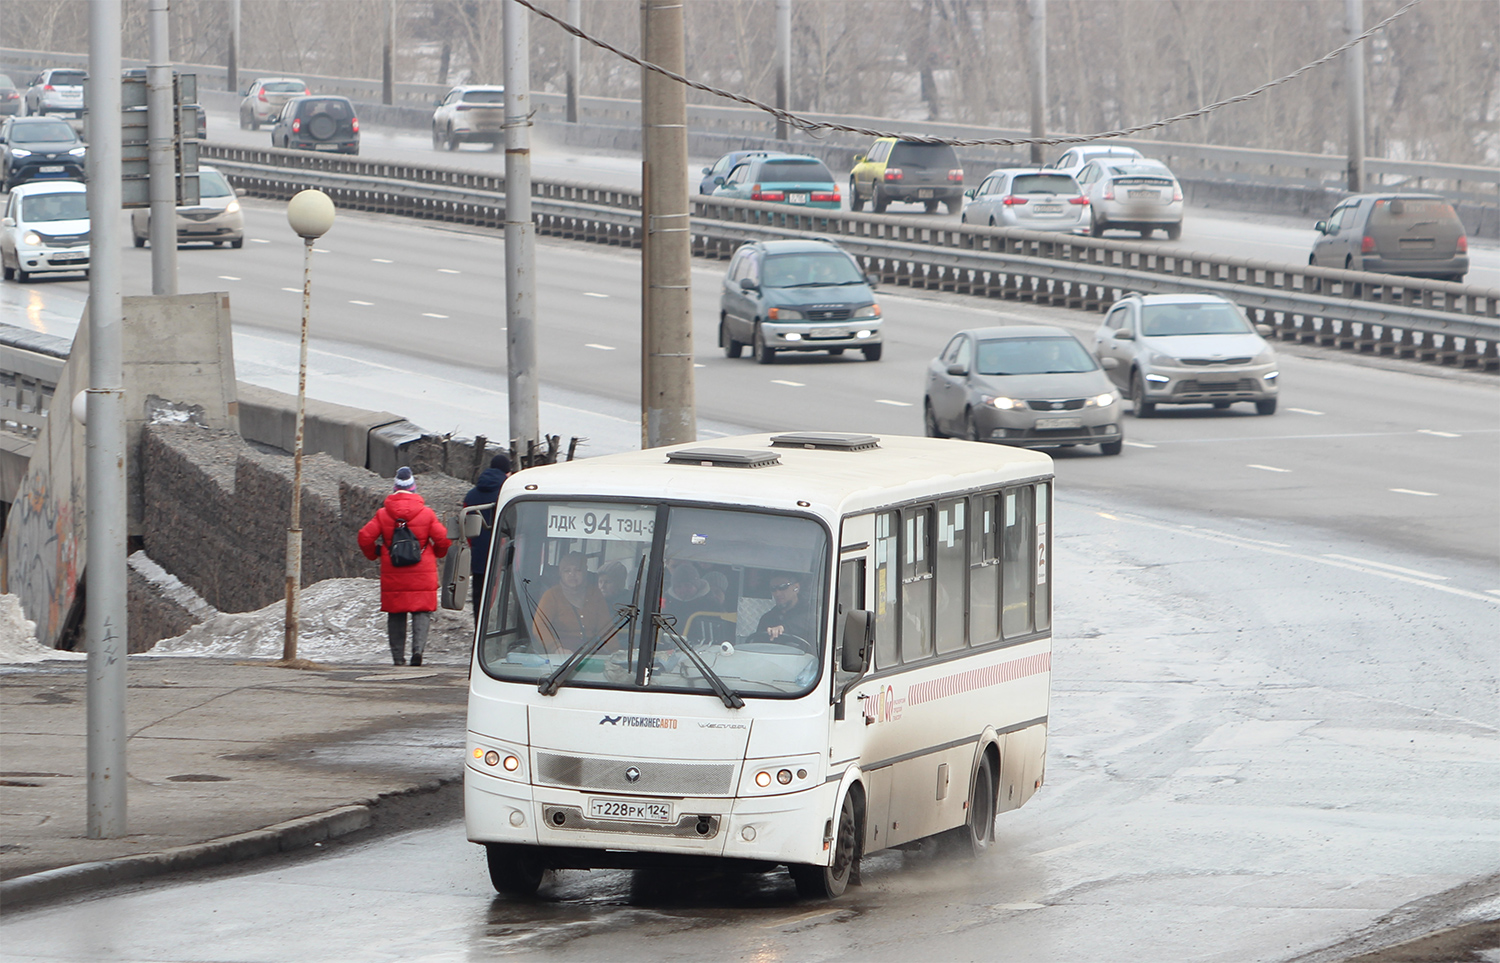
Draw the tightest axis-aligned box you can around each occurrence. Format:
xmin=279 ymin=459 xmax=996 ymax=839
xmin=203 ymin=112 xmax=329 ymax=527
xmin=463 ymin=453 xmax=510 ymax=617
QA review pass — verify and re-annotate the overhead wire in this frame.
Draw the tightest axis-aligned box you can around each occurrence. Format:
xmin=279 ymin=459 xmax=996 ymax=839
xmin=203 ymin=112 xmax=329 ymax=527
xmin=509 ymin=0 xmax=1425 ymax=148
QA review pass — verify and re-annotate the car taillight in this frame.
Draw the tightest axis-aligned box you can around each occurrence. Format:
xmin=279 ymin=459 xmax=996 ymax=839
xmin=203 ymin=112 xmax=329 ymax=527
xmin=811 ymin=191 xmax=839 ymax=202
xmin=1361 ymin=235 xmax=1375 ymax=253
xmin=750 ymin=185 xmax=785 ymax=201
xmin=883 ymin=168 xmax=903 ymax=181
xmin=1457 ymin=236 xmax=1468 ymax=254
xmin=291 ymin=118 xmax=301 ymax=133
xmin=1172 ymin=185 xmax=1183 ymax=202
xmin=1068 ymin=195 xmax=1089 ymax=205
xmin=43 ymin=84 xmax=55 ymax=91
xmin=948 ymin=168 xmax=964 ymax=182
xmin=352 ymin=117 xmax=359 ymax=133
xmin=258 ymin=88 xmax=267 ymax=101
xmin=1001 ymin=195 xmax=1028 ymax=206
xmin=1102 ymin=182 xmax=1115 ymax=201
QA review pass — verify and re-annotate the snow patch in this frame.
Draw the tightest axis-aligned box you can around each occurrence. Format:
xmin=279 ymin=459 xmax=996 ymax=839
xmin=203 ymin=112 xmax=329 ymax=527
xmin=0 ymin=594 xmax=86 ymax=663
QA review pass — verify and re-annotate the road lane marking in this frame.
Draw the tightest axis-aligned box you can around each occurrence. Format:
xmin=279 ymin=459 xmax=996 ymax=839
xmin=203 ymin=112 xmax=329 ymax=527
xmin=771 ymin=379 xmax=804 ymax=387
xmin=1124 ymin=440 xmax=1156 ymax=448
xmin=1390 ymin=488 xmax=1438 ymax=497
xmin=422 ymin=312 xmax=448 ymax=319
xmin=875 ymin=399 xmax=912 ymax=406
xmin=761 ymin=908 xmax=841 ymax=929
xmin=1324 ymin=554 xmax=1448 ymax=580
xmin=583 ymin=292 xmax=609 ymax=298
xmin=313 ymin=247 xmax=330 ymax=253
xmin=250 ymin=238 xmax=269 ymax=244
xmin=217 ymin=276 xmax=240 ymax=281
xmin=1288 ymin=407 xmax=1324 ymax=415
xmin=993 ymin=903 xmax=1046 ymax=911
xmin=349 ymin=300 xmax=373 ymax=306
xmin=437 ymin=268 xmax=460 ymax=274
xmin=372 ymin=258 xmax=393 ymax=263
xmin=694 ymin=363 xmax=705 ymax=368
xmin=584 ymin=343 xmax=616 ymax=351
xmin=280 ymin=287 xmax=300 ymax=293
xmin=1181 ymin=527 xmax=1289 ymax=548
xmin=1418 ymin=429 xmax=1460 ymax=438
xmin=1248 ymin=464 xmax=1291 ymax=473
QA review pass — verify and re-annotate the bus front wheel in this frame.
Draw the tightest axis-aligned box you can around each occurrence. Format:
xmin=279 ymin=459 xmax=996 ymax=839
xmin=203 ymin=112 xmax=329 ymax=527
xmin=486 ymin=843 xmax=546 ymax=897
xmin=791 ymin=790 xmax=860 ymax=899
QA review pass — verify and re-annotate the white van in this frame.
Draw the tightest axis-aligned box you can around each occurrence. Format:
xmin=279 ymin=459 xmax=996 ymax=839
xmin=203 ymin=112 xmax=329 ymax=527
xmin=1 ymin=180 xmax=89 ymax=281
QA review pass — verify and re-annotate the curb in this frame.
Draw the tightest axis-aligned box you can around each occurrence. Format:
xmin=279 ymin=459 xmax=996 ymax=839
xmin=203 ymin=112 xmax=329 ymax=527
xmin=0 ymin=777 xmax=458 ymax=911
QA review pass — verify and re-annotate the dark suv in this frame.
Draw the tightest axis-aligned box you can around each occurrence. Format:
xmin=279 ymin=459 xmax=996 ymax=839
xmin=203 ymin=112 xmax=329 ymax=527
xmin=271 ymin=96 xmax=359 ymax=155
xmin=719 ymin=239 xmax=884 ymax=363
xmin=849 ymin=138 xmax=964 ymax=214
xmin=0 ymin=116 xmax=87 ymax=191
xmin=1310 ymin=193 xmax=1468 ymax=282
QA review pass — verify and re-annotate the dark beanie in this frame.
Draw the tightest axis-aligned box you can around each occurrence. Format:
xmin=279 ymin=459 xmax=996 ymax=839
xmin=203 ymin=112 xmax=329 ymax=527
xmin=490 ymin=452 xmax=511 ymax=473
xmin=393 ymin=466 xmax=416 ymax=491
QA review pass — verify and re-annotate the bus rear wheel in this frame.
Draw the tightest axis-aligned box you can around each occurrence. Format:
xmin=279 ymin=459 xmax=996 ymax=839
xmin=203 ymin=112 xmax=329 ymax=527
xmin=790 ymin=790 xmax=860 ymax=899
xmin=486 ymin=843 xmax=546 ymax=897
xmin=958 ymin=754 xmax=997 ymax=856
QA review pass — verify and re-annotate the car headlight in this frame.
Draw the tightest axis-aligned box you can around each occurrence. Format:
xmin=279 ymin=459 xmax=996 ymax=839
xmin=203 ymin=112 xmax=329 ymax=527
xmin=225 ymin=199 xmax=241 ymax=214
xmin=11 ymin=148 xmax=32 ymax=157
xmin=1144 ymin=373 xmax=1171 ymax=384
xmin=22 ymin=231 xmax=41 ymax=246
xmin=853 ymin=304 xmax=881 ymax=319
xmin=1085 ymin=392 xmax=1116 ymax=407
xmin=1263 ymin=370 xmax=1279 ymax=382
xmin=985 ymin=395 xmax=1022 ymax=410
xmin=68 ymin=146 xmax=86 ymax=156
xmin=783 ymin=332 xmax=803 ymax=341
xmin=767 ymin=307 xmax=804 ymax=321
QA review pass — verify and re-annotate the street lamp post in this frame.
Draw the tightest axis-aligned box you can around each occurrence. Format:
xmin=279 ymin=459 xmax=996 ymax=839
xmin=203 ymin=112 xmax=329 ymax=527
xmin=282 ymin=190 xmax=336 ymax=665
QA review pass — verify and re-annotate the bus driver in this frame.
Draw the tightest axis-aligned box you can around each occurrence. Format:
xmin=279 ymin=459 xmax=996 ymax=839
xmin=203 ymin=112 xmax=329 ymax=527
xmin=752 ymin=572 xmax=814 ymax=642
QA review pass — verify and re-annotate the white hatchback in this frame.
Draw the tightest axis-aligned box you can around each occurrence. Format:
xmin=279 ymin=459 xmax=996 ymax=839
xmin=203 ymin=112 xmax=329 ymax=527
xmin=1 ymin=180 xmax=90 ymax=281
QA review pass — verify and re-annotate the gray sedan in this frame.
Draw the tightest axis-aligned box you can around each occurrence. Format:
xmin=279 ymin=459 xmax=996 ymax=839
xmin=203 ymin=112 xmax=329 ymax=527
xmin=923 ymin=326 xmax=1124 ymax=455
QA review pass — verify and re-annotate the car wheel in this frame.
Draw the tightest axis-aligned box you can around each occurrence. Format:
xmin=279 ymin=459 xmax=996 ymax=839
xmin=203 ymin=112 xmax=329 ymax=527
xmin=1100 ymin=437 xmax=1123 ymax=456
xmin=15 ymin=266 xmax=30 ymax=283
xmin=432 ymin=125 xmax=443 ymax=149
xmin=1166 ymin=222 xmax=1182 ymax=240
xmin=924 ymin=199 xmax=940 ymax=214
xmin=133 ymin=234 xmax=145 ymax=248
xmin=1309 ymin=256 xmax=1322 ymax=293
xmin=1140 ymin=228 xmax=1154 ymax=239
xmin=446 ymin=126 xmax=459 ymax=151
xmin=960 ymin=212 xmax=967 ymax=224
xmin=848 ymin=179 xmax=864 ymax=212
xmin=485 ymin=843 xmax=546 ymax=897
xmin=2 ymin=263 xmax=12 ymax=281
xmin=790 ymin=789 xmax=859 ymax=899
xmin=862 ymin=343 xmax=882 ymax=361
xmin=239 ymin=109 xmax=250 ymax=130
xmin=965 ymin=410 xmax=984 ymax=442
xmin=230 ymin=237 xmax=244 ymax=249
xmin=1091 ymin=210 xmax=1108 ymax=237
xmin=212 ymin=240 xmax=224 ymax=248
xmin=923 ymin=399 xmax=945 ymax=438
xmin=828 ymin=347 xmax=844 ymax=356
xmin=872 ymin=186 xmax=889 ymax=214
xmin=753 ymin=326 xmax=777 ymax=364
xmin=1344 ymin=255 xmax=1362 ymax=296
xmin=1212 ymin=401 xmax=1231 ymax=409
xmin=1130 ymin=371 xmax=1155 ymax=418
xmin=1256 ymin=398 xmax=1278 ymax=416
xmin=945 ymin=197 xmax=962 ymax=215
xmin=720 ymin=316 xmax=743 ymax=359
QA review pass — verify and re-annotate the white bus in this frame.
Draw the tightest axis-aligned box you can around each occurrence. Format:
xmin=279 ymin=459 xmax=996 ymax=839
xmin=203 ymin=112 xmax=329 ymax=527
xmin=465 ymin=432 xmax=1053 ymax=898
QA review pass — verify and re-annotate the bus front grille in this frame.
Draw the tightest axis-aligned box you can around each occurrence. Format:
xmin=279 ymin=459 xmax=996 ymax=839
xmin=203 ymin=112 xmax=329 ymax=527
xmin=536 ymin=752 xmax=735 ymax=795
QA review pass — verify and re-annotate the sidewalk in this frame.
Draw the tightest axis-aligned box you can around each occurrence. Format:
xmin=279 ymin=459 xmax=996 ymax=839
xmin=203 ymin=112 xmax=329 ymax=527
xmin=0 ymin=656 xmax=468 ymax=908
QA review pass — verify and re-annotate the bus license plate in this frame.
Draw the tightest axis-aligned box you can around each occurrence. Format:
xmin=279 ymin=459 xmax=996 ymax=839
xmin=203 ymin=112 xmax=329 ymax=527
xmin=917 ymin=189 xmax=934 ymax=199
xmin=788 ymin=193 xmax=808 ymax=204
xmin=1035 ymin=416 xmax=1082 ymax=430
xmin=589 ymin=797 xmax=673 ymax=823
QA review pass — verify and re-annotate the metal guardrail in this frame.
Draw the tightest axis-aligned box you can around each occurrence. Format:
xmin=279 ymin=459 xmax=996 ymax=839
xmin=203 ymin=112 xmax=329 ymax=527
xmin=203 ymin=144 xmax=1498 ymax=370
xmin=4 ymin=46 xmax=1495 ymax=208
xmin=0 ymin=328 xmax=68 ymax=437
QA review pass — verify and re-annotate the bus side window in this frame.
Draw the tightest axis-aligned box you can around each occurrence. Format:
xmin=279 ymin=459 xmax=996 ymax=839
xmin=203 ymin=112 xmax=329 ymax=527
xmin=1035 ymin=483 xmax=1051 ymax=632
xmin=934 ymin=498 xmax=966 ymax=653
xmin=874 ymin=512 xmax=899 ymax=669
xmin=1001 ymin=487 xmax=1035 ymax=638
xmin=969 ymin=492 xmax=1000 ymax=645
xmin=901 ymin=506 xmax=934 ymax=662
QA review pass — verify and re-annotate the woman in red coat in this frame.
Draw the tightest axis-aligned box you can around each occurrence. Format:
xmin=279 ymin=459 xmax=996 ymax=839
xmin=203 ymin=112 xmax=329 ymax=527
xmin=358 ymin=467 xmax=451 ymax=665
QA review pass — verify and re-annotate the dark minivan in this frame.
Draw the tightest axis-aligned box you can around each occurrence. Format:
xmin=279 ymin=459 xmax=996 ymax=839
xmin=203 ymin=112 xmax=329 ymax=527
xmin=1310 ymin=193 xmax=1468 ymax=283
xmin=271 ymin=95 xmax=359 ymax=155
xmin=849 ymin=138 xmax=965 ymax=214
xmin=719 ymin=239 xmax=884 ymax=363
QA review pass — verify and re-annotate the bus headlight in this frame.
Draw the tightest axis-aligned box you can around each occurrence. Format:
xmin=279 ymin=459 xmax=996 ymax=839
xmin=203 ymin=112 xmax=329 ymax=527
xmin=742 ymin=754 xmax=822 ymax=796
xmin=469 ymin=740 xmax=527 ymax=781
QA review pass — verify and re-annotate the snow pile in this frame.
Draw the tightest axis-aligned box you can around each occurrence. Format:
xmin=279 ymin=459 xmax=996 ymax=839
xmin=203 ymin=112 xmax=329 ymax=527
xmin=0 ymin=594 xmax=86 ymax=663
xmin=146 ymin=578 xmax=475 ymax=664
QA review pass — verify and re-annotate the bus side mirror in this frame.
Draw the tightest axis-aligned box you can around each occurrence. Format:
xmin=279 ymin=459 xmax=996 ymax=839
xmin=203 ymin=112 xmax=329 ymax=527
xmin=462 ymin=503 xmax=494 ymax=539
xmin=840 ymin=609 xmax=873 ymax=675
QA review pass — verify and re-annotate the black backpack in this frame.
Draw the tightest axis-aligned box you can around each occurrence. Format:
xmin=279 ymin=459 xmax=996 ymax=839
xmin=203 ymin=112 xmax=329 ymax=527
xmin=388 ymin=517 xmax=423 ymax=567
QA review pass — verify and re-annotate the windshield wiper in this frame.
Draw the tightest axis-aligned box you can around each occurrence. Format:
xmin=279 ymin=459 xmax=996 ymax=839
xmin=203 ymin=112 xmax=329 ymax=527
xmin=651 ymin=615 xmax=744 ymax=709
xmin=537 ymin=606 xmax=639 ymax=696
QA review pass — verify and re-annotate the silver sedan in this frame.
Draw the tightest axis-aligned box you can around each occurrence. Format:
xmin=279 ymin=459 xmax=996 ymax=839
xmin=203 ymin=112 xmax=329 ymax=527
xmin=961 ymin=169 xmax=1090 ymax=233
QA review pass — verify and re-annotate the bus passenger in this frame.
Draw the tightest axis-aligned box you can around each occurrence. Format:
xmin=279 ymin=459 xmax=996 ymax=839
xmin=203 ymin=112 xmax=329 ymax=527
xmin=753 ymin=573 xmax=814 ymax=643
xmin=531 ymin=552 xmax=612 ymax=654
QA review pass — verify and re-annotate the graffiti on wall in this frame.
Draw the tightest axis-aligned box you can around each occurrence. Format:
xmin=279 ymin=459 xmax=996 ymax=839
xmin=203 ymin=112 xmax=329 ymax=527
xmin=5 ymin=465 xmax=81 ymax=646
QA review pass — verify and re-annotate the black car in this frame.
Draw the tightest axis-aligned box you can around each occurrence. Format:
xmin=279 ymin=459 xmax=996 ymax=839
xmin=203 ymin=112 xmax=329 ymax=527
xmin=0 ymin=116 xmax=87 ymax=191
xmin=271 ymin=96 xmax=359 ymax=155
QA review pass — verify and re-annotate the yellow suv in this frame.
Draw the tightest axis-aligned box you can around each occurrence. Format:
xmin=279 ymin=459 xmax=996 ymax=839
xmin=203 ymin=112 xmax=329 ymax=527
xmin=849 ymin=138 xmax=964 ymax=215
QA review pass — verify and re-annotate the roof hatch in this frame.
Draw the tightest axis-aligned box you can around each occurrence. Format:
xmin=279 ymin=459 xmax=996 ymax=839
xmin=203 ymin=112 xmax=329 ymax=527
xmin=665 ymin=447 xmax=781 ymax=468
xmin=768 ymin=432 xmax=881 ymax=452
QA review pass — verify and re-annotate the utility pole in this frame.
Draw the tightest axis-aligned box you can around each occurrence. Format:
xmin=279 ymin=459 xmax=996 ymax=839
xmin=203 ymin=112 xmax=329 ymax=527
xmin=382 ymin=0 xmax=396 ymax=106
xmin=86 ymin=0 xmax=128 ymax=840
xmin=504 ymin=0 xmax=539 ymax=455
xmin=566 ymin=0 xmax=581 ymax=123
xmin=148 ymin=0 xmax=176 ymax=294
xmin=1345 ymin=0 xmax=1366 ymax=192
xmin=640 ymin=0 xmax=695 ymax=449
xmin=1027 ymin=0 xmax=1047 ymax=166
xmin=227 ymin=0 xmax=239 ymax=93
xmin=775 ymin=0 xmax=790 ymax=141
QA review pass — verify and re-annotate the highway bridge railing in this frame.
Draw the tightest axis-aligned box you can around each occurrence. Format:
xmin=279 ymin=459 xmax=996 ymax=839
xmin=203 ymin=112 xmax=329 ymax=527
xmin=201 ymin=144 xmax=1498 ymax=371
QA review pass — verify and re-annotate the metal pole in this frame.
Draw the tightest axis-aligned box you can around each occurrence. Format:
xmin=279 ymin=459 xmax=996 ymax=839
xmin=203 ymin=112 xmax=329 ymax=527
xmin=383 ymin=0 xmax=396 ymax=106
xmin=148 ymin=0 xmax=176 ymax=294
xmin=504 ymin=0 xmax=539 ymax=454
xmin=283 ymin=236 xmax=313 ymax=663
xmin=566 ymin=0 xmax=581 ymax=123
xmin=641 ymin=0 xmax=695 ymax=449
xmin=1027 ymin=0 xmax=1047 ymax=166
xmin=227 ymin=0 xmax=239 ymax=93
xmin=86 ymin=0 xmax=128 ymax=840
xmin=1345 ymin=0 xmax=1366 ymax=193
xmin=775 ymin=0 xmax=790 ymax=141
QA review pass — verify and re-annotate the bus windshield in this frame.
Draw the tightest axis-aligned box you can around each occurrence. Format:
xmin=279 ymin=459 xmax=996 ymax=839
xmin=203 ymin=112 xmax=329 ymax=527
xmin=480 ymin=499 xmax=829 ymax=699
